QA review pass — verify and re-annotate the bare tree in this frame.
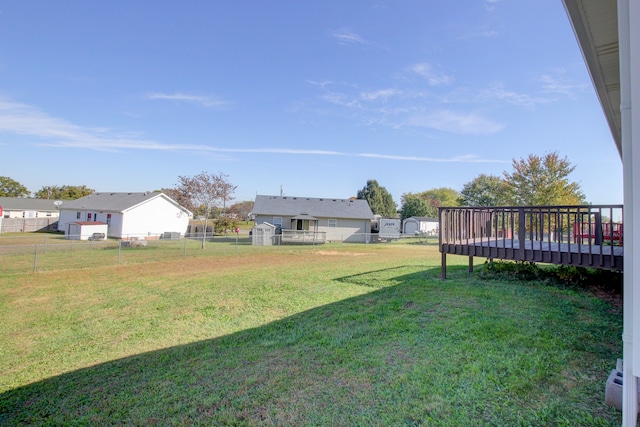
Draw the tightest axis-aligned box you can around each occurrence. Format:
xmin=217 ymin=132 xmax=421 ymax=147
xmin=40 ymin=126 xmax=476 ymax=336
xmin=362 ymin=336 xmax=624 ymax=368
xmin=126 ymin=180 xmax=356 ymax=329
xmin=174 ymin=172 xmax=237 ymax=248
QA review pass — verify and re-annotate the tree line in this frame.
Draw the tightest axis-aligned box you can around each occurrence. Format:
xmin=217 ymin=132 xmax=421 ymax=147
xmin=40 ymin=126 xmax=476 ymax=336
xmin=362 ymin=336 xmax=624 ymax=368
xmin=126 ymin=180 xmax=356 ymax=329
xmin=0 ymin=173 xmax=253 ymax=231
xmin=2 ymin=151 xmax=586 ymax=225
xmin=357 ymin=151 xmax=587 ymax=220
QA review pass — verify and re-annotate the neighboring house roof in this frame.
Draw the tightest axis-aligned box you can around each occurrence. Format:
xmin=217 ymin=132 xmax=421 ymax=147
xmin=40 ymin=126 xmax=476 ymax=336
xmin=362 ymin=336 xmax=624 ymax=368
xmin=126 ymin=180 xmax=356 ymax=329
xmin=0 ymin=197 xmax=61 ymax=212
xmin=406 ymin=216 xmax=438 ymax=222
xmin=253 ymin=195 xmax=374 ymax=219
xmin=60 ymin=192 xmax=191 ymax=215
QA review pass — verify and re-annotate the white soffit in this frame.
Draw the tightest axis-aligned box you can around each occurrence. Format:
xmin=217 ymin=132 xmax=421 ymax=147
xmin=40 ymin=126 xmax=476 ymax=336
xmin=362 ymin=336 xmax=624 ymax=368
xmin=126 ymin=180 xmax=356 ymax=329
xmin=563 ymin=0 xmax=621 ymax=156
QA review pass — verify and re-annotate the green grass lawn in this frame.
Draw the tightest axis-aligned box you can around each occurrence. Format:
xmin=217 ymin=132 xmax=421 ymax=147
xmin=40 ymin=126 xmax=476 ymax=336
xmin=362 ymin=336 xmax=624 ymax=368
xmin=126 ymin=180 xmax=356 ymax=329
xmin=0 ymin=242 xmax=622 ymax=426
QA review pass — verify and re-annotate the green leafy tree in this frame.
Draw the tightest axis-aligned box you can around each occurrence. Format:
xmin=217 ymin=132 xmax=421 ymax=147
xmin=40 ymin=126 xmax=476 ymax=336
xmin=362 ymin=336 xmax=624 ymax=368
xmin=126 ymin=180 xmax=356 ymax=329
xmin=423 ymin=187 xmax=460 ymax=208
xmin=213 ymin=214 xmax=239 ymax=235
xmin=399 ymin=187 xmax=459 ymax=220
xmin=503 ymin=151 xmax=586 ymax=205
xmin=356 ymin=179 xmax=396 ymax=217
xmin=34 ymin=185 xmax=95 ymax=200
xmin=0 ymin=176 xmax=29 ymax=197
xmin=458 ymin=174 xmax=509 ymax=206
xmin=400 ymin=193 xmax=433 ymax=219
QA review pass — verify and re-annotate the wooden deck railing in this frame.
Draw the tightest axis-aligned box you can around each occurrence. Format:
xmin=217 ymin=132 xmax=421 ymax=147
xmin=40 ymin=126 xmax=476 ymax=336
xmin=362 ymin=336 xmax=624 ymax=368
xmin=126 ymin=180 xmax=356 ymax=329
xmin=439 ymin=205 xmax=623 ymax=277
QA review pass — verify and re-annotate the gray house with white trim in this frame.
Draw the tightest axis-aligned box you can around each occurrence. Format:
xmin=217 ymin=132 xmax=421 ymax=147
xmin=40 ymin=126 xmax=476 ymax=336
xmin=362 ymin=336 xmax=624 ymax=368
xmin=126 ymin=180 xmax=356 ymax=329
xmin=252 ymin=195 xmax=374 ymax=243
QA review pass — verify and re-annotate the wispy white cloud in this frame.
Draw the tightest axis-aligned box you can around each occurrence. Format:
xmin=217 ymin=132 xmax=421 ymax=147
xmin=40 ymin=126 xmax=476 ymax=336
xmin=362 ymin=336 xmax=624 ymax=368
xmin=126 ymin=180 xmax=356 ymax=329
xmin=328 ymin=28 xmax=385 ymax=48
xmin=359 ymin=153 xmax=507 ymax=163
xmin=0 ymin=97 xmax=504 ymax=163
xmin=359 ymin=89 xmax=403 ymax=101
xmin=480 ymin=82 xmax=549 ymax=107
xmin=307 ymin=78 xmax=505 ymax=135
xmin=457 ymin=28 xmax=499 ymax=39
xmin=409 ymin=63 xmax=454 ymax=86
xmin=404 ymin=110 xmax=504 ymax=135
xmin=147 ymin=92 xmax=228 ymax=108
xmin=329 ymin=28 xmax=367 ymax=45
xmin=484 ymin=0 xmax=505 ymax=12
xmin=538 ymin=74 xmax=587 ymax=98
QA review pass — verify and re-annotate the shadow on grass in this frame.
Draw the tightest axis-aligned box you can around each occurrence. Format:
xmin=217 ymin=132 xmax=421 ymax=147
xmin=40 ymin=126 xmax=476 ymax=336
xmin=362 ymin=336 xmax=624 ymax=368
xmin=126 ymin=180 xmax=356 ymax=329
xmin=0 ymin=265 xmax=622 ymax=426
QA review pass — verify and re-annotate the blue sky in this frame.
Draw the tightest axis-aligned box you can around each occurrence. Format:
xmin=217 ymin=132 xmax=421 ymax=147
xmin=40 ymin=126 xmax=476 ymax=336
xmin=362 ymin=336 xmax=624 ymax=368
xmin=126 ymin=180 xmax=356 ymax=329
xmin=0 ymin=0 xmax=622 ymax=206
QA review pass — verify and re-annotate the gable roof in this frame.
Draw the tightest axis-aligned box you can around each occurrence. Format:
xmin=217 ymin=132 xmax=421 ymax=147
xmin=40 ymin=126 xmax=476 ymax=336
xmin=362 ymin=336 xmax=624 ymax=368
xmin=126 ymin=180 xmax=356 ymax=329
xmin=0 ymin=197 xmax=61 ymax=212
xmin=59 ymin=192 xmax=191 ymax=214
xmin=253 ymin=195 xmax=373 ymax=220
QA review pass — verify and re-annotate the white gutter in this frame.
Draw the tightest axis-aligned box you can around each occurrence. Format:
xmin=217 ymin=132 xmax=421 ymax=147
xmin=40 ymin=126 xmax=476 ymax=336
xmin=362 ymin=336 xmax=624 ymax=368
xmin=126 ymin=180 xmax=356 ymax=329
xmin=620 ymin=0 xmax=640 ymax=424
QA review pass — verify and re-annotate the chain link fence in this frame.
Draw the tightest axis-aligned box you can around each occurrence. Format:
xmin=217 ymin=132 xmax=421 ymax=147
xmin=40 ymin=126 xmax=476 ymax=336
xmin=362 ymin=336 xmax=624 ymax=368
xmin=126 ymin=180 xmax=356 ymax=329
xmin=0 ymin=232 xmax=437 ymax=274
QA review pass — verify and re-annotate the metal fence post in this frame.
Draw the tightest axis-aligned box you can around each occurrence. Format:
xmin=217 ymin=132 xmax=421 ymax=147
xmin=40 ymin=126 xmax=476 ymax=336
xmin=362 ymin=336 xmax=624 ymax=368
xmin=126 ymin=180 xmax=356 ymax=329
xmin=183 ymin=235 xmax=187 ymax=258
xmin=33 ymin=244 xmax=38 ymax=272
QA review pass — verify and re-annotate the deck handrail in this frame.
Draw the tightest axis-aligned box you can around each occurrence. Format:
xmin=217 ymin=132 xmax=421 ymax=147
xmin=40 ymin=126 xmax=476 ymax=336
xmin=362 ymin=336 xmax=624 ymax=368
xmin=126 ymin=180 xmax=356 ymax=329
xmin=438 ymin=205 xmax=623 ymax=275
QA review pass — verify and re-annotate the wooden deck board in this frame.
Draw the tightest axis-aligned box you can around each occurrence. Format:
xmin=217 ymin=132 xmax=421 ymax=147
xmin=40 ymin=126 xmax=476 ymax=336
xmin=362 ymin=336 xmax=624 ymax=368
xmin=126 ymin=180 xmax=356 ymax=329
xmin=441 ymin=239 xmax=623 ymax=272
xmin=447 ymin=238 xmax=623 ymax=256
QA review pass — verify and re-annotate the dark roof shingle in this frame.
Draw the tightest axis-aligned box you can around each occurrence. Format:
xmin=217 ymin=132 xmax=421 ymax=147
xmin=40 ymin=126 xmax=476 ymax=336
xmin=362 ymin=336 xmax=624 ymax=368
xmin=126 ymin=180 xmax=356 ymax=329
xmin=253 ymin=195 xmax=373 ymax=219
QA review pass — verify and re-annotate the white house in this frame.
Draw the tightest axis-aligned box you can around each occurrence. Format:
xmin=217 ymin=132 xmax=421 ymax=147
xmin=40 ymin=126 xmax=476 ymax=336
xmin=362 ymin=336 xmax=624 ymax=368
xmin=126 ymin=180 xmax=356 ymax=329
xmin=252 ymin=195 xmax=374 ymax=243
xmin=57 ymin=192 xmax=192 ymax=239
xmin=563 ymin=1 xmax=638 ymax=424
xmin=402 ymin=216 xmax=439 ymax=235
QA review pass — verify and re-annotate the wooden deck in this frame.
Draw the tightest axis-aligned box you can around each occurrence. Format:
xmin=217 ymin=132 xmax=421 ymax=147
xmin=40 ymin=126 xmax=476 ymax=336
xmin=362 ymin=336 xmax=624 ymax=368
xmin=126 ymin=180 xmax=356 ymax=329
xmin=439 ymin=205 xmax=623 ymax=278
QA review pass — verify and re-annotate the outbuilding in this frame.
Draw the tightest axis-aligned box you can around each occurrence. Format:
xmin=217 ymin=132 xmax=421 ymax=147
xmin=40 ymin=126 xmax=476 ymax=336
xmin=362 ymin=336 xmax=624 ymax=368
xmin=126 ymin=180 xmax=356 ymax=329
xmin=67 ymin=221 xmax=108 ymax=240
xmin=402 ymin=216 xmax=439 ymax=235
xmin=251 ymin=222 xmax=276 ymax=246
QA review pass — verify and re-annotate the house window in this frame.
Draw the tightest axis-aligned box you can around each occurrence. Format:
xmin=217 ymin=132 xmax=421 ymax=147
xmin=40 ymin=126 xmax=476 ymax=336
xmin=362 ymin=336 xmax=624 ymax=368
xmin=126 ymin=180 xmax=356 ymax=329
xmin=76 ymin=212 xmax=81 ymax=219
xmin=273 ymin=217 xmax=282 ymax=227
xmin=328 ymin=219 xmax=337 ymax=227
xmin=106 ymin=214 xmax=111 ymax=226
xmin=87 ymin=213 xmax=92 ymax=221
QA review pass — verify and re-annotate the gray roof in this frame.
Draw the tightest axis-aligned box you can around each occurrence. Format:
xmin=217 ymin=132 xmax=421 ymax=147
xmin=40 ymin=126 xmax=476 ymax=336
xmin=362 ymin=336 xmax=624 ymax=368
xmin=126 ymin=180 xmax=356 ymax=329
xmin=406 ymin=216 xmax=439 ymax=222
xmin=253 ymin=195 xmax=373 ymax=220
xmin=60 ymin=192 xmax=189 ymax=213
xmin=0 ymin=197 xmax=61 ymax=212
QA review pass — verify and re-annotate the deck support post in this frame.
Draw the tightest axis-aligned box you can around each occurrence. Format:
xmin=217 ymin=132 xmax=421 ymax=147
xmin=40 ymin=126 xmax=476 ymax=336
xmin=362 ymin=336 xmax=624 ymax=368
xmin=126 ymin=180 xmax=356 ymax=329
xmin=468 ymin=255 xmax=474 ymax=274
xmin=441 ymin=252 xmax=446 ymax=279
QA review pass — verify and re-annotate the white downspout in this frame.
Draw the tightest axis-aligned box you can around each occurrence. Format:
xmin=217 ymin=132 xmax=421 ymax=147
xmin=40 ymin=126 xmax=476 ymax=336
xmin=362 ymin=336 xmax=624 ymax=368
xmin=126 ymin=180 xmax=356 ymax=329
xmin=620 ymin=0 xmax=640 ymax=424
